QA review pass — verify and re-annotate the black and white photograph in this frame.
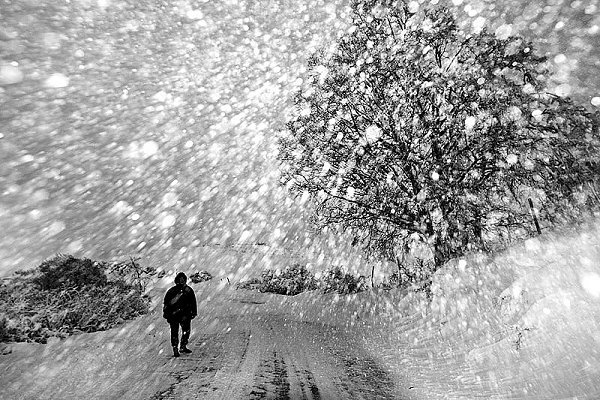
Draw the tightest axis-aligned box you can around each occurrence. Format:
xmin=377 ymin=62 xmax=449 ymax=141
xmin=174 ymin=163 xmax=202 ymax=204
xmin=1 ymin=0 xmax=599 ymax=398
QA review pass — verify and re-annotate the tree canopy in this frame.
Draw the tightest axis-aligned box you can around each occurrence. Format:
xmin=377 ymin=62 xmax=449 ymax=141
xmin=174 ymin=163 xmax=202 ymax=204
xmin=279 ymin=0 xmax=600 ymax=270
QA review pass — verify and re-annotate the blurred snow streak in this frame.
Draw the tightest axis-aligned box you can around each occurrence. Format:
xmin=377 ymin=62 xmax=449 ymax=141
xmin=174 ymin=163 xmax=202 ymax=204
xmin=0 ymin=0 xmax=598 ymax=276
xmin=0 ymin=0 xmax=356 ymax=275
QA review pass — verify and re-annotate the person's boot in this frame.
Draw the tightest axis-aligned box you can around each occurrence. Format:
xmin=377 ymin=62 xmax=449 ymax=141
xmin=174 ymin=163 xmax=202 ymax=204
xmin=179 ymin=345 xmax=192 ymax=354
xmin=172 ymin=346 xmax=180 ymax=357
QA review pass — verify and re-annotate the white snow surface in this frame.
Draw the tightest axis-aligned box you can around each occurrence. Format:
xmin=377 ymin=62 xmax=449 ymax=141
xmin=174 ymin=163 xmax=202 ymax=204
xmin=280 ymin=224 xmax=600 ymax=399
xmin=2 ymin=224 xmax=600 ymax=399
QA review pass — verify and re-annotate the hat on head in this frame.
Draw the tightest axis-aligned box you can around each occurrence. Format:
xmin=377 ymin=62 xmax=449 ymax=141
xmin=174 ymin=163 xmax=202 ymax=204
xmin=175 ymin=272 xmax=187 ymax=283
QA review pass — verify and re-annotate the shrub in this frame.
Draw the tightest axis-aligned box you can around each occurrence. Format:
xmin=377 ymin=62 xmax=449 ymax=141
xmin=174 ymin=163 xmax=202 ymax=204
xmin=386 ymin=258 xmax=436 ymax=289
xmin=258 ymin=264 xmax=318 ymax=296
xmin=0 ymin=314 xmax=13 ymax=342
xmin=190 ymin=270 xmax=212 ymax=284
xmin=237 ymin=264 xmax=367 ymax=296
xmin=33 ymin=254 xmax=107 ymax=290
xmin=236 ymin=277 xmax=262 ymax=291
xmin=0 ymin=255 xmax=150 ymax=343
xmin=103 ymin=257 xmax=157 ymax=292
xmin=320 ymin=267 xmax=367 ymax=295
xmin=382 ymin=271 xmax=433 ymax=297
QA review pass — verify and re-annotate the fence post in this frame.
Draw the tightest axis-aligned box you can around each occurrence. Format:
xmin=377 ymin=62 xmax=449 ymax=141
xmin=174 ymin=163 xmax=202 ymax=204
xmin=371 ymin=264 xmax=375 ymax=288
xmin=528 ymin=198 xmax=542 ymax=235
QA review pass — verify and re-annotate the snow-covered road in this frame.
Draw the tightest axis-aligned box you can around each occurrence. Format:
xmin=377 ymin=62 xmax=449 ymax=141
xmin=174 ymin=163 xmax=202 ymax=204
xmin=152 ymin=314 xmax=399 ymax=399
xmin=0 ymin=285 xmax=413 ymax=400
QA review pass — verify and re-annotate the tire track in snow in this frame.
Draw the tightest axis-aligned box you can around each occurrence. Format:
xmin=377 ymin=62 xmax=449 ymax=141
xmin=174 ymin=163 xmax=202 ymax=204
xmin=288 ymin=365 xmax=322 ymax=400
xmin=147 ymin=312 xmax=403 ymax=399
xmin=206 ymin=314 xmax=400 ymax=399
xmin=248 ymin=350 xmax=290 ymax=399
xmin=149 ymin=332 xmax=225 ymax=399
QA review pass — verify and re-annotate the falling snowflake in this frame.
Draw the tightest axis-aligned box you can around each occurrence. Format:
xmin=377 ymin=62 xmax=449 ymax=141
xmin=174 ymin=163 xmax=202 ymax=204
xmin=494 ymin=24 xmax=513 ymax=39
xmin=141 ymin=141 xmax=159 ymax=158
xmin=44 ymin=73 xmax=70 ymax=88
xmin=346 ymin=187 xmax=355 ymax=199
xmin=0 ymin=64 xmax=24 ymax=85
xmin=300 ymin=104 xmax=311 ymax=117
xmin=506 ymin=154 xmax=519 ymax=165
xmin=364 ymin=125 xmax=382 ymax=143
xmin=464 ymin=116 xmax=477 ymax=131
xmin=580 ymin=272 xmax=600 ymax=298
xmin=472 ymin=17 xmax=487 ymax=33
xmin=158 ymin=213 xmax=176 ymax=229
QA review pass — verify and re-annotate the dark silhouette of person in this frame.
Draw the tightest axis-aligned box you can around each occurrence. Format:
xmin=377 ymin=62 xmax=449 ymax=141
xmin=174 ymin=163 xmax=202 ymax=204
xmin=163 ymin=272 xmax=197 ymax=357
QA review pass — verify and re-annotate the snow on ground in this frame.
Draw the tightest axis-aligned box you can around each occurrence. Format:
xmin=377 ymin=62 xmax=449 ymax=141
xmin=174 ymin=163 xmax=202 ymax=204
xmin=2 ymin=223 xmax=600 ymax=398
xmin=272 ymin=222 xmax=600 ymax=399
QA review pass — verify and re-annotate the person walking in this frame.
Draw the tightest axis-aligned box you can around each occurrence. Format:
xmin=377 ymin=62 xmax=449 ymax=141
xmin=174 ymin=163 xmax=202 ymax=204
xmin=163 ymin=272 xmax=197 ymax=357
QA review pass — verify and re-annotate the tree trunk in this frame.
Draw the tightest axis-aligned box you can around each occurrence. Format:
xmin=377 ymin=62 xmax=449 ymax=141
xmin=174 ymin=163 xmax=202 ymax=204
xmin=425 ymin=217 xmax=447 ymax=270
xmin=395 ymin=256 xmax=403 ymax=287
xmin=432 ymin=232 xmax=449 ymax=270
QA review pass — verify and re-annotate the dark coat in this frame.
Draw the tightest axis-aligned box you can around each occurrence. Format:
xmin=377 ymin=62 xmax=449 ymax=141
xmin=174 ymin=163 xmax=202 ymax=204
xmin=163 ymin=284 xmax=197 ymax=322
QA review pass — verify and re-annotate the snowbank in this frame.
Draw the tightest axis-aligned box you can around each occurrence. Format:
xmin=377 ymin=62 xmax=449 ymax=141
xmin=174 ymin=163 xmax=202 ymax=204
xmin=264 ymin=223 xmax=600 ymax=399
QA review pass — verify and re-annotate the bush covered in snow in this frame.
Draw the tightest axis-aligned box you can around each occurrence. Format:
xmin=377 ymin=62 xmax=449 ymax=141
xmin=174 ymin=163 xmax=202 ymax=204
xmin=190 ymin=270 xmax=213 ymax=283
xmin=0 ymin=254 xmax=151 ymax=343
xmin=236 ymin=277 xmax=262 ymax=291
xmin=33 ymin=255 xmax=108 ymax=290
xmin=382 ymin=258 xmax=436 ymax=293
xmin=320 ymin=266 xmax=367 ymax=295
xmin=256 ymin=263 xmax=318 ymax=296
xmin=237 ymin=264 xmax=367 ymax=296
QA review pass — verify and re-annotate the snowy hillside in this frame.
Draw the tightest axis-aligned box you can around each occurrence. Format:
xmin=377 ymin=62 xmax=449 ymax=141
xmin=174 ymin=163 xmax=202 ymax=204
xmin=276 ymin=222 xmax=600 ymax=399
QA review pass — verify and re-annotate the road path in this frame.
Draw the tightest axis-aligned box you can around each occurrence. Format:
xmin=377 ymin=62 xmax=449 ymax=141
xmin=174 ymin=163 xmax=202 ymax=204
xmin=0 ymin=287 xmax=410 ymax=400
xmin=147 ymin=314 xmax=398 ymax=400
